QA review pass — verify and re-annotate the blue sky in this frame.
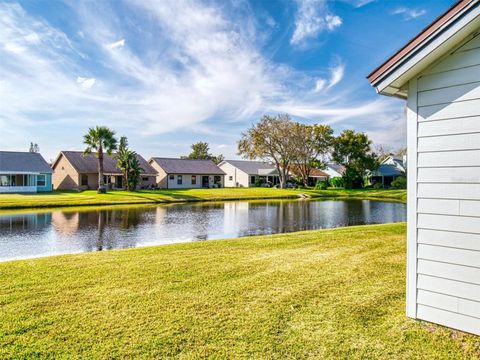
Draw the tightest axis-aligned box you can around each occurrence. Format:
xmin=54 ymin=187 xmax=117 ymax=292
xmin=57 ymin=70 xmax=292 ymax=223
xmin=0 ymin=0 xmax=454 ymax=161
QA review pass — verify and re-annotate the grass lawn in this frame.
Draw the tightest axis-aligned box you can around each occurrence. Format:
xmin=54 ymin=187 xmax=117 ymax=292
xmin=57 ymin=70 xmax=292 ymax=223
xmin=0 ymin=188 xmax=406 ymax=210
xmin=1 ymin=223 xmax=477 ymax=358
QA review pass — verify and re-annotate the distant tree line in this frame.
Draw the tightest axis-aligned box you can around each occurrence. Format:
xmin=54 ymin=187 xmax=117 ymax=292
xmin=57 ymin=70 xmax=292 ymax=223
xmin=237 ymin=113 xmax=384 ymax=189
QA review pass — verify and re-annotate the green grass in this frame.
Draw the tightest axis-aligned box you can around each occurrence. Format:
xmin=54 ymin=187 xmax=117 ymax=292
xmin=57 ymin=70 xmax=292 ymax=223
xmin=1 ymin=223 xmax=478 ymax=358
xmin=0 ymin=188 xmax=406 ymax=210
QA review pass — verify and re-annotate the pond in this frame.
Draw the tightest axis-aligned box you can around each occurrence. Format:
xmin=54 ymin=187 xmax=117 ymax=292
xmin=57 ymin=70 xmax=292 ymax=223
xmin=0 ymin=199 xmax=406 ymax=261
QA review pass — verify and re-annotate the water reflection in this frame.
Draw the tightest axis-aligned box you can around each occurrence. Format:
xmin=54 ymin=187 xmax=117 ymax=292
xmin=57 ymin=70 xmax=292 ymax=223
xmin=0 ymin=199 xmax=406 ymax=261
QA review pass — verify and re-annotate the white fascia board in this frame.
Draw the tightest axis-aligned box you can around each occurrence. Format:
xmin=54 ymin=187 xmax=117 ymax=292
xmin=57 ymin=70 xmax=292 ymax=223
xmin=375 ymin=4 xmax=480 ymax=98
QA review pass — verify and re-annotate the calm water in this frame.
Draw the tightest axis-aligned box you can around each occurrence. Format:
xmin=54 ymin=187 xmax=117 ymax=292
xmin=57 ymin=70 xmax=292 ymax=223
xmin=0 ymin=199 xmax=406 ymax=261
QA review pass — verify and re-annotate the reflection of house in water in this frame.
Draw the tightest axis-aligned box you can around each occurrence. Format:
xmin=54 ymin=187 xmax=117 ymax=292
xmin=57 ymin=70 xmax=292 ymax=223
xmin=51 ymin=211 xmax=80 ymax=235
xmin=223 ymin=202 xmax=250 ymax=237
xmin=0 ymin=212 xmax=52 ymax=232
xmin=51 ymin=208 xmax=145 ymax=252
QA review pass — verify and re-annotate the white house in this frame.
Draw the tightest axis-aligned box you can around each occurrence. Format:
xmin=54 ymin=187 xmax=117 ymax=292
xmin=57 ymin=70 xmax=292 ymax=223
xmin=149 ymin=158 xmax=225 ymax=189
xmin=323 ymin=163 xmax=345 ymax=178
xmin=218 ymin=160 xmax=280 ymax=187
xmin=368 ymin=0 xmax=480 ymax=335
xmin=370 ymin=155 xmax=406 ymax=187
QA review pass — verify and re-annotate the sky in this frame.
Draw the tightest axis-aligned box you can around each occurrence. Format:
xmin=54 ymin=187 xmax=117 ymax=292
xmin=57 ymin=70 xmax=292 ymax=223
xmin=0 ymin=0 xmax=455 ymax=162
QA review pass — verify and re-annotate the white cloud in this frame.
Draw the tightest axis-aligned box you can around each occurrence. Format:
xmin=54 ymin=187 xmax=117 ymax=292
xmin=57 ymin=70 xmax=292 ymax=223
xmin=0 ymin=0 xmax=406 ymax=158
xmin=327 ymin=62 xmax=345 ymax=88
xmin=106 ymin=38 xmax=125 ymax=49
xmin=291 ymin=0 xmax=342 ymax=46
xmin=392 ymin=7 xmax=426 ymax=20
xmin=348 ymin=0 xmax=375 ymax=8
xmin=76 ymin=77 xmax=96 ymax=89
xmin=313 ymin=60 xmax=345 ymax=92
xmin=325 ymin=15 xmax=342 ymax=31
xmin=313 ymin=78 xmax=327 ymax=92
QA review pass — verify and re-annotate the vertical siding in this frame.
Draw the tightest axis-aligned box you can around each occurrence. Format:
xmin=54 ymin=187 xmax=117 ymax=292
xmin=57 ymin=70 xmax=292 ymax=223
xmin=219 ymin=162 xmax=249 ymax=187
xmin=411 ymin=33 xmax=480 ymax=335
xmin=36 ymin=173 xmax=53 ymax=192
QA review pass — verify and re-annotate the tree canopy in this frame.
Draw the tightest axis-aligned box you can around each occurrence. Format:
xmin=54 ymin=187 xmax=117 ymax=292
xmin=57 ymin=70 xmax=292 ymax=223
xmin=183 ymin=142 xmax=224 ymax=164
xmin=83 ymin=126 xmax=118 ymax=193
xmin=238 ymin=114 xmax=297 ymax=188
xmin=332 ymin=130 xmax=378 ymax=189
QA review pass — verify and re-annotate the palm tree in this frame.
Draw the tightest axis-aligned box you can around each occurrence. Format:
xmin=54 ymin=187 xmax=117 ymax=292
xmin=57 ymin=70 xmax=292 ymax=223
xmin=83 ymin=126 xmax=118 ymax=193
xmin=116 ymin=136 xmax=132 ymax=191
xmin=128 ymin=156 xmax=143 ymax=190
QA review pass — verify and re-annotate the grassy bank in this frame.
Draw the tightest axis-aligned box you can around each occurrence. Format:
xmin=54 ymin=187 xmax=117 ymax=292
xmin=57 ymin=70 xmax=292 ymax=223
xmin=1 ymin=223 xmax=477 ymax=358
xmin=0 ymin=188 xmax=406 ymax=210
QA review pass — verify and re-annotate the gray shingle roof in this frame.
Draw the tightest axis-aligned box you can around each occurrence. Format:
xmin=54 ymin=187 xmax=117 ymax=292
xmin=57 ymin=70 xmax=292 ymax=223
xmin=221 ymin=160 xmax=278 ymax=175
xmin=372 ymin=164 xmax=404 ymax=177
xmin=326 ymin=163 xmax=345 ymax=175
xmin=0 ymin=151 xmax=52 ymax=173
xmin=55 ymin=151 xmax=157 ymax=175
xmin=150 ymin=158 xmax=225 ymax=175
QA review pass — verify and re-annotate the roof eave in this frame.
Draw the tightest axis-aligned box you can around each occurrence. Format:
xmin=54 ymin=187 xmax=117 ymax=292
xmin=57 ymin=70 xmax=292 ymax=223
xmin=370 ymin=1 xmax=480 ymax=99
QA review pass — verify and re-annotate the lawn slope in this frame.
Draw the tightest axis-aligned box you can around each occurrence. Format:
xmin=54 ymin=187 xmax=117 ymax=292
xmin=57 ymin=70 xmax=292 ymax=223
xmin=0 ymin=223 xmax=477 ymax=358
xmin=0 ymin=188 xmax=406 ymax=210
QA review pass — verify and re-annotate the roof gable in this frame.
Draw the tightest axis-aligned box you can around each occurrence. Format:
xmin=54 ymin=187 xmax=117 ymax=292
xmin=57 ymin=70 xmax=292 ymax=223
xmin=368 ymin=0 xmax=480 ymax=98
xmin=150 ymin=158 xmax=225 ymax=175
xmin=0 ymin=151 xmax=52 ymax=173
xmin=221 ymin=160 xmax=277 ymax=175
xmin=54 ymin=151 xmax=157 ymax=175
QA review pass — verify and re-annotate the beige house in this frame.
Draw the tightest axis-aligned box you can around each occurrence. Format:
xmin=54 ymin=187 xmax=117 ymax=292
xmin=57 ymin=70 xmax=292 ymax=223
xmin=149 ymin=158 xmax=225 ymax=189
xmin=52 ymin=151 xmax=157 ymax=190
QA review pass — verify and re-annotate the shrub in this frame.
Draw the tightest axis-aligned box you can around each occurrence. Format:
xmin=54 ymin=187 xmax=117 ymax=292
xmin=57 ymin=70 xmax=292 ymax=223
xmin=314 ymin=180 xmax=329 ymax=190
xmin=391 ymin=175 xmax=407 ymax=189
xmin=254 ymin=178 xmax=264 ymax=187
xmin=329 ymin=177 xmax=344 ymax=188
xmin=373 ymin=182 xmax=383 ymax=189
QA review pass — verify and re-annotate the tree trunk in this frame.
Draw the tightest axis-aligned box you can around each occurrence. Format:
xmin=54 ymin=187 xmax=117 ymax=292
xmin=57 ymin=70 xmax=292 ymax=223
xmin=279 ymin=168 xmax=287 ymax=189
xmin=98 ymin=148 xmax=106 ymax=193
xmin=124 ymin=169 xmax=129 ymax=191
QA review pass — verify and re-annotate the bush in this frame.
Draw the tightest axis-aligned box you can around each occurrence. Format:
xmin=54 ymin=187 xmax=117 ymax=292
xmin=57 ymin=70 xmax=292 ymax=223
xmin=329 ymin=177 xmax=344 ymax=188
xmin=391 ymin=175 xmax=407 ymax=189
xmin=254 ymin=178 xmax=264 ymax=187
xmin=314 ymin=180 xmax=329 ymax=190
xmin=373 ymin=182 xmax=383 ymax=189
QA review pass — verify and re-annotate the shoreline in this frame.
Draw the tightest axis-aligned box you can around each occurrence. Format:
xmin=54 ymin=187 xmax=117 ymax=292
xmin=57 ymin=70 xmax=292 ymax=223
xmin=0 ymin=188 xmax=407 ymax=211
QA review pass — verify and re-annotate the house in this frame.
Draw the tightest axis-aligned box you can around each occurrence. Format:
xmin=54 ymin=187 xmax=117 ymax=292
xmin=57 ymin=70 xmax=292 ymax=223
xmin=52 ymin=151 xmax=157 ymax=190
xmin=323 ymin=163 xmax=345 ymax=178
xmin=149 ymin=158 xmax=225 ymax=189
xmin=219 ymin=160 xmax=280 ymax=187
xmin=368 ymin=0 xmax=480 ymax=335
xmin=370 ymin=156 xmax=406 ymax=187
xmin=289 ymin=165 xmax=329 ymax=186
xmin=0 ymin=151 xmax=52 ymax=193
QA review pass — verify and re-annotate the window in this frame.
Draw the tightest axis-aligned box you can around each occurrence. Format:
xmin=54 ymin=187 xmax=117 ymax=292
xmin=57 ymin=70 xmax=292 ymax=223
xmin=169 ymin=174 xmax=174 ymax=180
xmin=229 ymin=176 xmax=233 ymax=181
xmin=81 ymin=174 xmax=88 ymax=186
xmin=0 ymin=175 xmax=9 ymax=186
xmin=177 ymin=175 xmax=182 ymax=185
xmin=37 ymin=174 xmax=46 ymax=187
xmin=142 ymin=177 xmax=149 ymax=182
xmin=191 ymin=175 xmax=196 ymax=185
xmin=250 ymin=176 xmax=256 ymax=184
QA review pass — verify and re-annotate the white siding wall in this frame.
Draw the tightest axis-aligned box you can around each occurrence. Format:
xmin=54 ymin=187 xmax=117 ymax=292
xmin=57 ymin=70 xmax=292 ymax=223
xmin=408 ymin=33 xmax=480 ymax=335
xmin=219 ymin=162 xmax=250 ymax=187
xmin=166 ymin=174 xmax=224 ymax=189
